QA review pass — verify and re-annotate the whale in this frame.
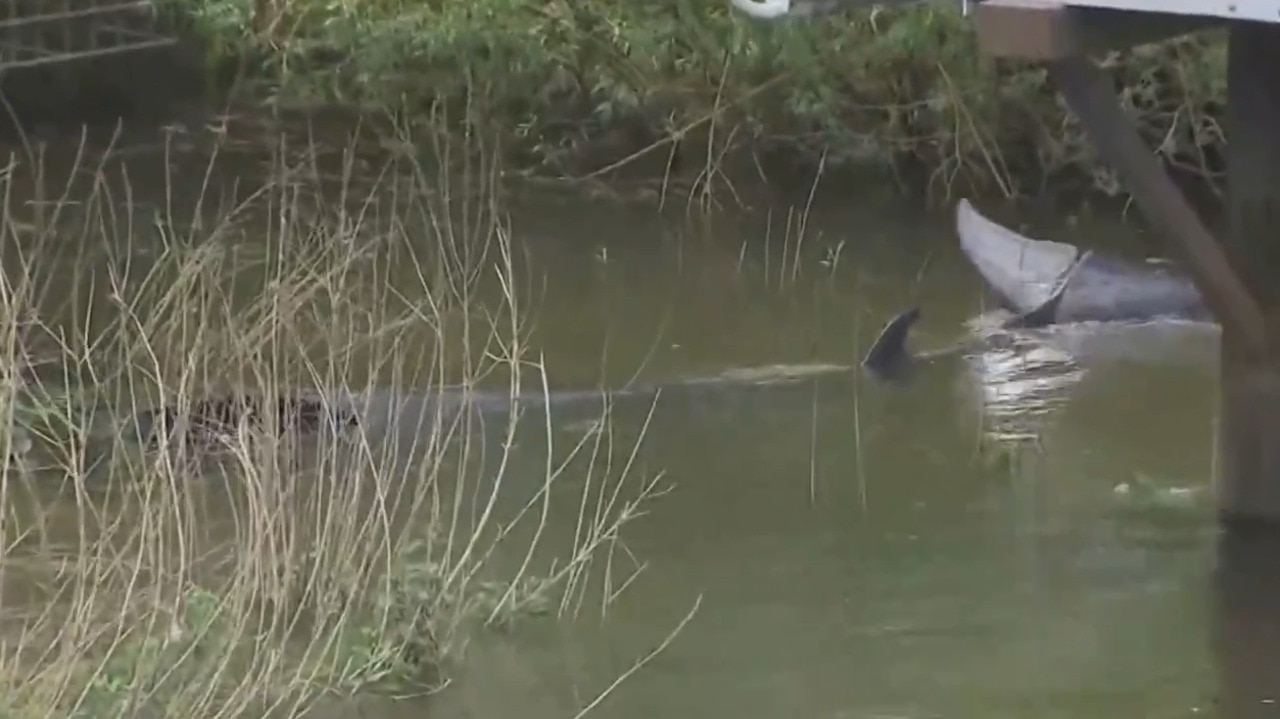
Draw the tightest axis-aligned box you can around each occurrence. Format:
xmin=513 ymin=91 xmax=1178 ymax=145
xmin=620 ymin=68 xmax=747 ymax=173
xmin=861 ymin=199 xmax=1217 ymax=378
xmin=953 ymin=199 xmax=1210 ymax=325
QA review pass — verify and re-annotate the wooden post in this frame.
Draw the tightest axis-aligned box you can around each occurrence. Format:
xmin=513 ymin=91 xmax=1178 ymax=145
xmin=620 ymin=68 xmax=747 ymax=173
xmin=972 ymin=4 xmax=1280 ymax=524
xmin=966 ymin=2 xmax=1280 ymax=523
xmin=1044 ymin=54 xmax=1269 ymax=357
xmin=1214 ymin=525 xmax=1280 ymax=717
xmin=974 ymin=2 xmax=1270 ymax=356
xmin=1217 ymin=22 xmax=1280 ymax=525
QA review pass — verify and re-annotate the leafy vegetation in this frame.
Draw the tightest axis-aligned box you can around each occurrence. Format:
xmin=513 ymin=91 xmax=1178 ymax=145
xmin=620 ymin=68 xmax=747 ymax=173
xmin=160 ymin=0 xmax=1229 ymax=200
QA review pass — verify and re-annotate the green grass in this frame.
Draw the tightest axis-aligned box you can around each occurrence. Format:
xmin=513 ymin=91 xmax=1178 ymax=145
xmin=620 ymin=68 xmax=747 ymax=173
xmin=161 ymin=0 xmax=1229 ymax=201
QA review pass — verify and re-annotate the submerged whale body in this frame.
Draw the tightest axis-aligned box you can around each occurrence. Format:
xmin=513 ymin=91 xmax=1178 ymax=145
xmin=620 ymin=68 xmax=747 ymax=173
xmin=129 ymin=364 xmax=864 ymax=452
xmin=134 ymin=394 xmax=360 ymax=450
xmin=862 ymin=199 xmax=1217 ymax=376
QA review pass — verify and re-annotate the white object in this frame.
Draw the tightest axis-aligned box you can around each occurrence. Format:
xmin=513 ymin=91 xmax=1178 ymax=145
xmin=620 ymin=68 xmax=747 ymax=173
xmin=729 ymin=0 xmax=793 ymax=18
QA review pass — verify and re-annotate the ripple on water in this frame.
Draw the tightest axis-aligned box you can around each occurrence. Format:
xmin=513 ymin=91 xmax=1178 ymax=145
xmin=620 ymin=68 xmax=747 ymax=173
xmin=961 ymin=312 xmax=1219 ymax=448
xmin=964 ymin=335 xmax=1085 ymax=445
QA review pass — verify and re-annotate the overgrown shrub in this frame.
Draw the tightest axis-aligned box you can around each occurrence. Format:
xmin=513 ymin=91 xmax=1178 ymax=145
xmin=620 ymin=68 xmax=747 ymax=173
xmin=163 ymin=0 xmax=1229 ymax=199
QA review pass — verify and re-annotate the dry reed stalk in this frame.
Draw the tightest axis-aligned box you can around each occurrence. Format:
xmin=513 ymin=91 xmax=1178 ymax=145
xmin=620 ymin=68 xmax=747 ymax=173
xmin=0 ymin=119 xmax=673 ymax=719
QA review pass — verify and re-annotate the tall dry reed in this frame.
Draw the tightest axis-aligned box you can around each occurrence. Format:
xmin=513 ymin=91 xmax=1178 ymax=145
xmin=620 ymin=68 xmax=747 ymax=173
xmin=0 ymin=122 xmax=666 ymax=718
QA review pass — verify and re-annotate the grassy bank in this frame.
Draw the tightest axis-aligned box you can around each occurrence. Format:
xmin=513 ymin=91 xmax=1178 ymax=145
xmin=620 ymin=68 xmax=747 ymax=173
xmin=164 ymin=0 xmax=1228 ymax=201
xmin=0 ymin=131 xmax=664 ymax=717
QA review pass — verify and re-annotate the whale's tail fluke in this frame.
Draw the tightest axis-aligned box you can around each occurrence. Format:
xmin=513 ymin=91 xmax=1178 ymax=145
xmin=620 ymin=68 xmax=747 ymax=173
xmin=1002 ymin=249 xmax=1092 ymax=330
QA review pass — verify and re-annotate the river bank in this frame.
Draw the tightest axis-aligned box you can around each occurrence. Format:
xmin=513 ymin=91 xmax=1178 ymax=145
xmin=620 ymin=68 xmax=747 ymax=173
xmin=156 ymin=0 xmax=1228 ymax=203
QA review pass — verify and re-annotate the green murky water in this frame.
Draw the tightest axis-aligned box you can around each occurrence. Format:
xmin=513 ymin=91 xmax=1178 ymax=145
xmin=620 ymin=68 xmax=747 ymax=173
xmin=2 ymin=127 xmax=1272 ymax=719
xmin=426 ymin=193 xmax=1223 ymax=719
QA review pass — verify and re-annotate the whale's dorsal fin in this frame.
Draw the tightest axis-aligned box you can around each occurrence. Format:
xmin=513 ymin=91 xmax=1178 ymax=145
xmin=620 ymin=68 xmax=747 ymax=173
xmin=861 ymin=307 xmax=921 ymax=379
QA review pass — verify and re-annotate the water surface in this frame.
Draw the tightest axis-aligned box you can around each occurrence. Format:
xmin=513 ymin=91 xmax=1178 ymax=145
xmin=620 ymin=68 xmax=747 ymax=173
xmin=426 ymin=189 xmax=1224 ymax=719
xmin=0 ymin=133 xmax=1257 ymax=719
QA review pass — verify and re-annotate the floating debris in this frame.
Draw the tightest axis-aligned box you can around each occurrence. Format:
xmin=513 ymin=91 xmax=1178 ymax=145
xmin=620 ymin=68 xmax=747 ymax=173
xmin=1113 ymin=474 xmax=1207 ymax=513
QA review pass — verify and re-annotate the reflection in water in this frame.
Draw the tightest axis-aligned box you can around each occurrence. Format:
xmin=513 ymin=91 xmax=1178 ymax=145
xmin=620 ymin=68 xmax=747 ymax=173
xmin=963 ymin=312 xmax=1220 ymax=452
xmin=1032 ymin=319 xmax=1221 ymax=372
xmin=965 ymin=332 xmax=1084 ymax=444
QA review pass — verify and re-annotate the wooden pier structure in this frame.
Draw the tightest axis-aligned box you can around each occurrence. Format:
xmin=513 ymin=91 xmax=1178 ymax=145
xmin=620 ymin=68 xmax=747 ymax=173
xmin=729 ymin=3 xmax=1280 ymax=709
xmin=0 ymin=0 xmax=172 ymax=71
xmin=731 ymin=0 xmax=1280 ymax=529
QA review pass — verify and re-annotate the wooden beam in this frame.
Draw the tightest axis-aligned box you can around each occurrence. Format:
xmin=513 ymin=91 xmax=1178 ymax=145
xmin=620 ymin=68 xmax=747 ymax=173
xmin=974 ymin=0 xmax=1080 ymax=59
xmin=976 ymin=4 xmax=1280 ymax=526
xmin=973 ymin=0 xmax=1221 ymax=60
xmin=1214 ymin=526 xmax=1280 ymax=714
xmin=1078 ymin=8 xmax=1222 ymax=49
xmin=1045 ymin=54 xmax=1270 ymax=358
xmin=1217 ymin=22 xmax=1280 ymax=525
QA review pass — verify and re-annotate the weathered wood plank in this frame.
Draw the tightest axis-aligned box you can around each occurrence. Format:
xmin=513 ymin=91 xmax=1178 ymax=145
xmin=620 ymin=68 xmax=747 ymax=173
xmin=727 ymin=0 xmax=1223 ymax=53
xmin=1075 ymin=6 xmax=1222 ymax=48
xmin=973 ymin=0 xmax=1079 ymax=58
xmin=1217 ymin=22 xmax=1280 ymax=526
xmin=973 ymin=0 xmax=1219 ymax=60
xmin=1214 ymin=526 xmax=1280 ymax=714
